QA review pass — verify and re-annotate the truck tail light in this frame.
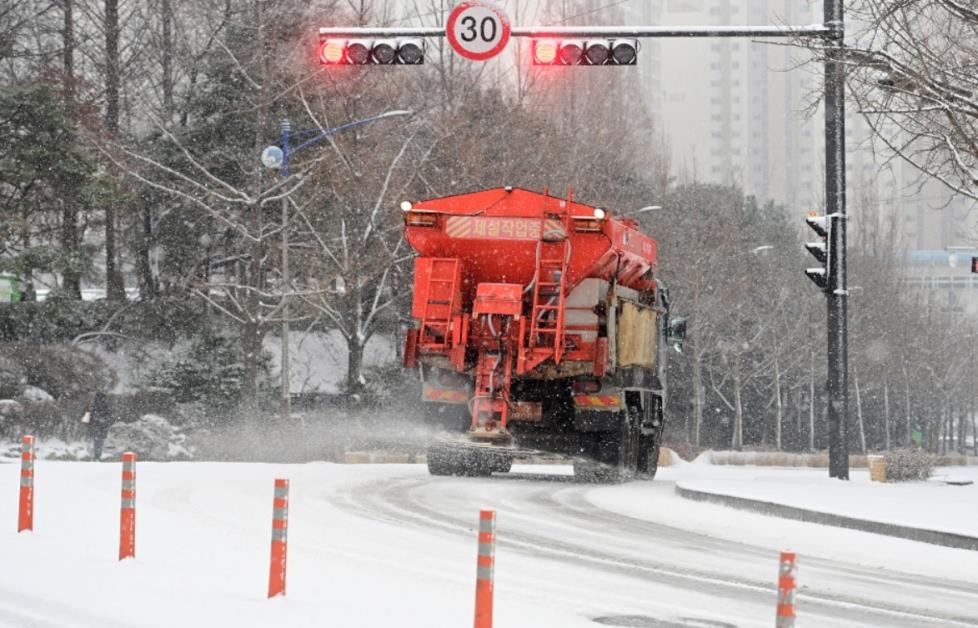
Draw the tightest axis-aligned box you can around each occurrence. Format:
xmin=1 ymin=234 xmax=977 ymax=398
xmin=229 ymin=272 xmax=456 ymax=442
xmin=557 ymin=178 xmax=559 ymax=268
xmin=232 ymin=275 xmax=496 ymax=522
xmin=405 ymin=211 xmax=437 ymax=227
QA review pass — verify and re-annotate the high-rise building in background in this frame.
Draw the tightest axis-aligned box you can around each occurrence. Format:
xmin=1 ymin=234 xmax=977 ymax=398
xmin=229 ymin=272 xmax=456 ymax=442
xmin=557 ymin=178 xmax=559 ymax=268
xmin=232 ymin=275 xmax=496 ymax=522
xmin=625 ymin=0 xmax=976 ymax=255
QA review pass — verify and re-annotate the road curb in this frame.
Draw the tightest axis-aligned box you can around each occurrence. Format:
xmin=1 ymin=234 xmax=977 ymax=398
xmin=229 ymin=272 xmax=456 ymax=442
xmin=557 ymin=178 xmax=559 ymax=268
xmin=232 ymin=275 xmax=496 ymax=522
xmin=675 ymin=483 xmax=978 ymax=552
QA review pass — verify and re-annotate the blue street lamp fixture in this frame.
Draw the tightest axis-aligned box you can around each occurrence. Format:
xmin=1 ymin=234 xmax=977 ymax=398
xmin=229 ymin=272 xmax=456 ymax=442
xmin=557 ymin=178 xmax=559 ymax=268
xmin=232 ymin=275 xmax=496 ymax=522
xmin=262 ymin=109 xmax=414 ymax=420
xmin=262 ymin=110 xmax=414 ymax=177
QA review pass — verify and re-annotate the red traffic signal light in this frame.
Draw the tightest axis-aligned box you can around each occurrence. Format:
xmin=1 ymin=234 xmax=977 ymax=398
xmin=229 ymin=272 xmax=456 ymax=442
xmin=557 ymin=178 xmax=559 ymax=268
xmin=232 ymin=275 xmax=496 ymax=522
xmin=532 ymin=38 xmax=638 ymax=65
xmin=532 ymin=39 xmax=558 ymax=64
xmin=318 ymin=38 xmax=426 ymax=65
xmin=319 ymin=39 xmax=345 ymax=64
xmin=972 ymin=255 xmax=978 ymax=274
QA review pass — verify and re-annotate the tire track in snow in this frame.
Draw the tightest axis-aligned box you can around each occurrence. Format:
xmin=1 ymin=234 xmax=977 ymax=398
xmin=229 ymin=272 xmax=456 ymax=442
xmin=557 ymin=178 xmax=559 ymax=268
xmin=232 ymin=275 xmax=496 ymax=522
xmin=328 ymin=472 xmax=978 ymax=627
xmin=539 ymin=484 xmax=978 ymax=625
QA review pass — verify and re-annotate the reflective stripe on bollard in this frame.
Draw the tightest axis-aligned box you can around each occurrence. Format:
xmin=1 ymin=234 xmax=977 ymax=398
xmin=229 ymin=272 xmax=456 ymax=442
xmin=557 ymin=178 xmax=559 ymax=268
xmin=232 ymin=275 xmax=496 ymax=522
xmin=119 ymin=452 xmax=137 ymax=560
xmin=18 ymin=436 xmax=35 ymax=533
xmin=268 ymin=479 xmax=289 ymax=598
xmin=474 ymin=509 xmax=496 ymax=628
xmin=776 ymin=550 xmax=797 ymax=627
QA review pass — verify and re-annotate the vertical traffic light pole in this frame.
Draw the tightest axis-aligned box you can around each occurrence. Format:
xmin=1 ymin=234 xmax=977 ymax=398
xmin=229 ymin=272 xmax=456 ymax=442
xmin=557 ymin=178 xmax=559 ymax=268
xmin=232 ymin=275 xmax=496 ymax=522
xmin=824 ymin=0 xmax=850 ymax=480
xmin=319 ymin=12 xmax=848 ymax=479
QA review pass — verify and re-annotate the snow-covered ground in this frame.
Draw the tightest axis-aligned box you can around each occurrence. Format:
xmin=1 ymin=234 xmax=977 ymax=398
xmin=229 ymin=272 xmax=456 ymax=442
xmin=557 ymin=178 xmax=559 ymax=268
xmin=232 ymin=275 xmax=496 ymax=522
xmin=1 ymin=457 xmax=976 ymax=627
xmin=668 ymin=459 xmax=978 ymax=537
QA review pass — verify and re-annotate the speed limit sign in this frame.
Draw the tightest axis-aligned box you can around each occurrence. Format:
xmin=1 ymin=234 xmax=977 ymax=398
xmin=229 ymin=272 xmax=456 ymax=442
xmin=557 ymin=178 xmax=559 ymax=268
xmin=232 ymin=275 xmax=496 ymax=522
xmin=446 ymin=2 xmax=511 ymax=61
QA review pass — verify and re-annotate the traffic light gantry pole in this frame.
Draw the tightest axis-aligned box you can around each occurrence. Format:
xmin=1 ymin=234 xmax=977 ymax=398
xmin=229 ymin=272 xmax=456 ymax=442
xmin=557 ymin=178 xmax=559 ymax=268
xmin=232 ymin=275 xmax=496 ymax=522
xmin=319 ymin=25 xmax=830 ymax=38
xmin=320 ymin=4 xmax=850 ymax=480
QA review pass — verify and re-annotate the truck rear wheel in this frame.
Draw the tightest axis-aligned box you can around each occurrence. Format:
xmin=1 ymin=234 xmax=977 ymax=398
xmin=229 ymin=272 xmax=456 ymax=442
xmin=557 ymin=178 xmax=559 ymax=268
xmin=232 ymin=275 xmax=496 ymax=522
xmin=573 ymin=409 xmax=640 ymax=483
xmin=636 ymin=432 xmax=662 ymax=479
xmin=636 ymin=397 xmax=664 ymax=479
xmin=426 ymin=445 xmax=457 ymax=476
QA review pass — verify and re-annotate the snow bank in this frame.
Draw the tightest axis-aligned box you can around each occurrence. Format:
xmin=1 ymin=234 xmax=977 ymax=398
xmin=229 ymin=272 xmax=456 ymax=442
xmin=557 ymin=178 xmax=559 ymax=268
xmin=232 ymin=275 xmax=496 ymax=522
xmin=673 ymin=464 xmax=978 ymax=537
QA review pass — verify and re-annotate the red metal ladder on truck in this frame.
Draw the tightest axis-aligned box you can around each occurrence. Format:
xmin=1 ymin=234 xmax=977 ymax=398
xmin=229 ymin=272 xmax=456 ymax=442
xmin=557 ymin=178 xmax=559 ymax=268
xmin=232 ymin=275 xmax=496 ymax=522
xmin=525 ymin=235 xmax=570 ymax=368
xmin=418 ymin=258 xmax=460 ymax=350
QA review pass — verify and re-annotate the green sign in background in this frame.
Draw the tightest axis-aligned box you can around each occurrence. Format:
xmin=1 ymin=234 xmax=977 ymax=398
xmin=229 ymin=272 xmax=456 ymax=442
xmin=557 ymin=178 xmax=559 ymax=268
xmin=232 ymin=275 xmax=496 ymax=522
xmin=0 ymin=275 xmax=21 ymax=303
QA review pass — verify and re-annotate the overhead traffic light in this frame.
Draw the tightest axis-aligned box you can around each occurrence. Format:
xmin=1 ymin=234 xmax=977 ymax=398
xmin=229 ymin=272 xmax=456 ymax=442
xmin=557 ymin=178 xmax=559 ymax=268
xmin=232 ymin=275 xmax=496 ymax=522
xmin=804 ymin=212 xmax=836 ymax=291
xmin=531 ymin=38 xmax=638 ymax=65
xmin=318 ymin=38 xmax=426 ymax=65
xmin=972 ymin=256 xmax=978 ymax=274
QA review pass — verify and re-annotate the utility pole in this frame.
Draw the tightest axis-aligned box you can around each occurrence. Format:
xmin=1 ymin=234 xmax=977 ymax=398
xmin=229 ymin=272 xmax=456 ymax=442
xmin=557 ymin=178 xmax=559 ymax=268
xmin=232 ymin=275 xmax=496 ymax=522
xmin=824 ymin=0 xmax=850 ymax=479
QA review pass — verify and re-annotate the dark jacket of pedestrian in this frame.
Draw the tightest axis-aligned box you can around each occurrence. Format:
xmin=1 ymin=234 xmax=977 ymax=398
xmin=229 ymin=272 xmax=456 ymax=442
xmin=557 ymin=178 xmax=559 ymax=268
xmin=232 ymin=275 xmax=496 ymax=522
xmin=87 ymin=390 xmax=111 ymax=460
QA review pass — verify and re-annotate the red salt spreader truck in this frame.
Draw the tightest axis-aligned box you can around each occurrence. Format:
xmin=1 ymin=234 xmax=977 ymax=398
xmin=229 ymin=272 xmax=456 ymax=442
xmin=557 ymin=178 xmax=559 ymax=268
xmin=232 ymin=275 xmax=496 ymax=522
xmin=401 ymin=187 xmax=685 ymax=482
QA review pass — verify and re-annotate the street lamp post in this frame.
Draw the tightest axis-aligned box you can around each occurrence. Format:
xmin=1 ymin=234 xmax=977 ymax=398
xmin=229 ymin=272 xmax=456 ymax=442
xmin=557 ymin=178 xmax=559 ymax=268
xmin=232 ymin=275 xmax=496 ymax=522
xmin=280 ymin=119 xmax=292 ymax=424
xmin=262 ymin=110 xmax=413 ymax=421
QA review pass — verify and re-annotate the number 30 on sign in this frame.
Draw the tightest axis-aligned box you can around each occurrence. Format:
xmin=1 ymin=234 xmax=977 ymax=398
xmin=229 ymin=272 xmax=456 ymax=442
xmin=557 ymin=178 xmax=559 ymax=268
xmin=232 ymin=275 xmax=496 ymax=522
xmin=446 ymin=1 xmax=511 ymax=61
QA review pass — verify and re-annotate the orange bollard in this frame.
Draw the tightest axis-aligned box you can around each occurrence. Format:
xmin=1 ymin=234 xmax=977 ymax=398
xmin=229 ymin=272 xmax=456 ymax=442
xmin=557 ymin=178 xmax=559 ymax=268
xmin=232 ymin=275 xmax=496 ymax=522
xmin=776 ymin=550 xmax=797 ymax=627
xmin=267 ymin=478 xmax=289 ymax=598
xmin=473 ymin=509 xmax=496 ymax=628
xmin=119 ymin=452 xmax=137 ymax=560
xmin=17 ymin=435 xmax=35 ymax=532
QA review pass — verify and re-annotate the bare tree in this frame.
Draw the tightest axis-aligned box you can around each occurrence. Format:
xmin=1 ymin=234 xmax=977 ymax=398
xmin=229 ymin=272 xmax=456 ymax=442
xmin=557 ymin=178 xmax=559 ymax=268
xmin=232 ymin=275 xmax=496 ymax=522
xmin=823 ymin=1 xmax=978 ymax=203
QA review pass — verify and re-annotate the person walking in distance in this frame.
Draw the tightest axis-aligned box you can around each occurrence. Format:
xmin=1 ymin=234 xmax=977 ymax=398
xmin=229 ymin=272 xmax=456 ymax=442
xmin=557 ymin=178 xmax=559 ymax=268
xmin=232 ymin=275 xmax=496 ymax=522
xmin=85 ymin=390 xmax=112 ymax=461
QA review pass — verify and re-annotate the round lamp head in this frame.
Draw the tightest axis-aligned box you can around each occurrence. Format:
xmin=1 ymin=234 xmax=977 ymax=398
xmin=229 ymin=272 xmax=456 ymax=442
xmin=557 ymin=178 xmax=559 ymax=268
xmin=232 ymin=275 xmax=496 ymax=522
xmin=611 ymin=39 xmax=638 ymax=65
xmin=397 ymin=39 xmax=425 ymax=65
xmin=319 ymin=39 xmax=345 ymax=64
xmin=372 ymin=39 xmax=398 ymax=64
xmin=261 ymin=145 xmax=284 ymax=169
xmin=533 ymin=40 xmax=558 ymax=64
xmin=346 ymin=39 xmax=372 ymax=65
xmin=585 ymin=40 xmax=611 ymax=65
xmin=558 ymin=40 xmax=584 ymax=65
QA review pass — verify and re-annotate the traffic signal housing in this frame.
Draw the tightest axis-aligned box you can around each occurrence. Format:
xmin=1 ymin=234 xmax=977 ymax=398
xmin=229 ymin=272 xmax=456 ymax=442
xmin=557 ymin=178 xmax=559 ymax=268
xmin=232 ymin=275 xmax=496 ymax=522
xmin=318 ymin=38 xmax=426 ymax=65
xmin=532 ymin=38 xmax=638 ymax=65
xmin=972 ymin=256 xmax=978 ymax=274
xmin=804 ymin=213 xmax=831 ymax=291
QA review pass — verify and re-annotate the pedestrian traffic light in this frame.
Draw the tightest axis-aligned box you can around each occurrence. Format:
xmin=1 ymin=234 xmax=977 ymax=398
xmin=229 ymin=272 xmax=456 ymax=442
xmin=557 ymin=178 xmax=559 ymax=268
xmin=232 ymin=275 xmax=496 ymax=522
xmin=531 ymin=38 xmax=638 ymax=65
xmin=318 ymin=38 xmax=426 ymax=65
xmin=804 ymin=212 xmax=831 ymax=290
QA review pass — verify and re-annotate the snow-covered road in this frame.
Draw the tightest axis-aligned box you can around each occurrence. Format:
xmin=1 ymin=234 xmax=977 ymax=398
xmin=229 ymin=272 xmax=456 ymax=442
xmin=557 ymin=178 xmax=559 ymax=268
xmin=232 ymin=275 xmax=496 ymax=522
xmin=2 ymin=461 xmax=977 ymax=627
